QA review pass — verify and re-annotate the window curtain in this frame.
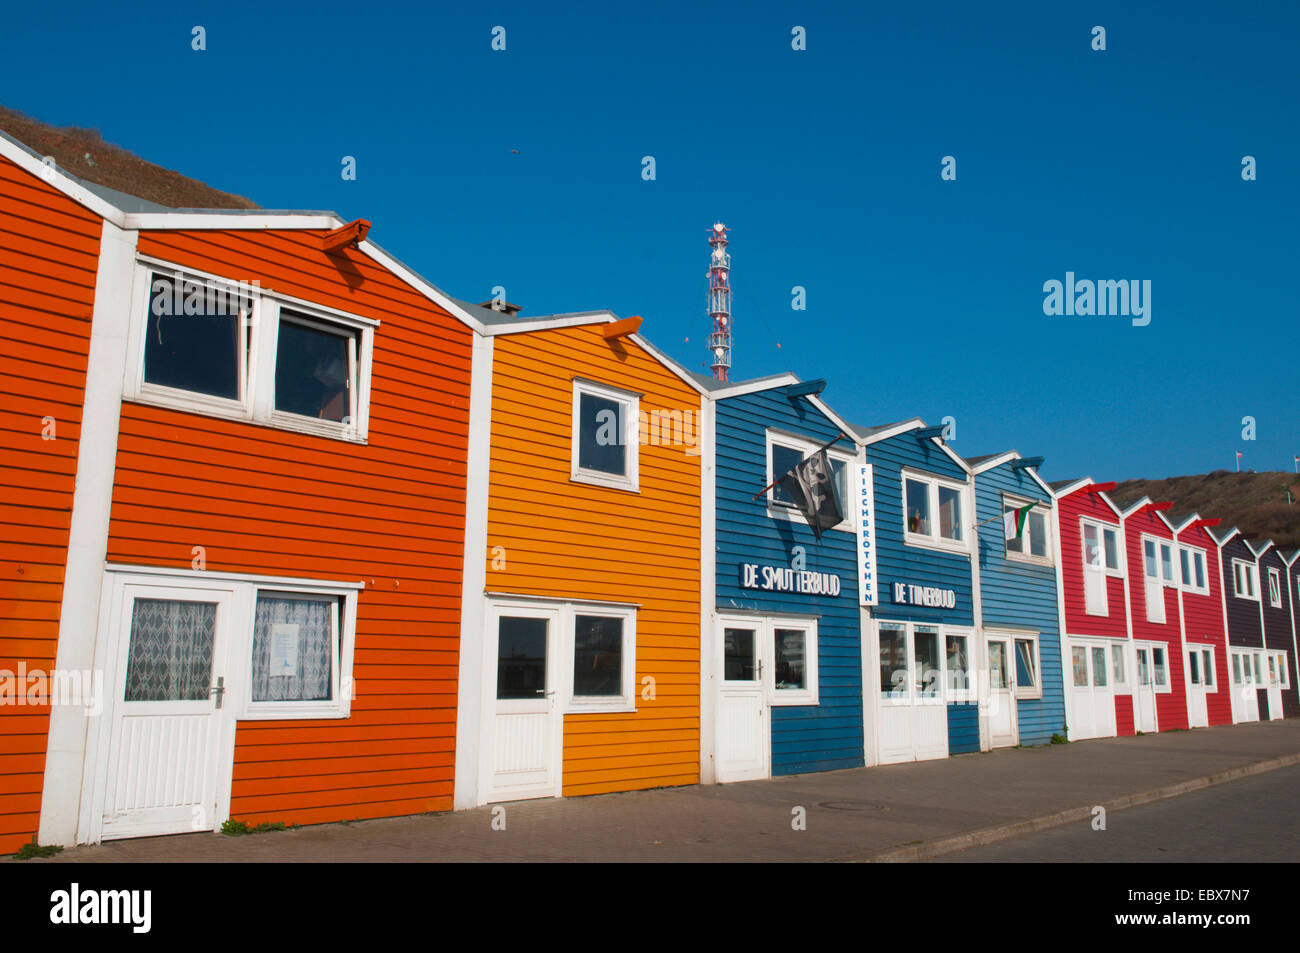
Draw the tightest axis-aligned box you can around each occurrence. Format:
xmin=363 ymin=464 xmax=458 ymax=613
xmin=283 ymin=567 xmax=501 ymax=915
xmin=124 ymin=599 xmax=217 ymax=702
xmin=251 ymin=596 xmax=334 ymax=702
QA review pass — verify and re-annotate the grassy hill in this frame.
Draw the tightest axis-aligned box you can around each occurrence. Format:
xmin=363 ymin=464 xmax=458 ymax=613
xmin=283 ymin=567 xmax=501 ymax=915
xmin=1112 ymin=470 xmax=1300 ymax=552
xmin=1 ymin=104 xmax=257 ymax=209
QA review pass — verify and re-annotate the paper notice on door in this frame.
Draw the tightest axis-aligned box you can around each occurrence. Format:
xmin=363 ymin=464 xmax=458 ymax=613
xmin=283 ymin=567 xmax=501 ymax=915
xmin=270 ymin=623 xmax=300 ymax=677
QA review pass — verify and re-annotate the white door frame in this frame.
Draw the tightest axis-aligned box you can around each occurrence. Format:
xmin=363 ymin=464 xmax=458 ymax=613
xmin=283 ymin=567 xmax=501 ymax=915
xmin=872 ymin=618 xmax=951 ymax=764
xmin=984 ymin=629 xmax=1018 ymax=748
xmin=1132 ymin=642 xmax=1159 ymax=733
xmin=715 ymin=614 xmax=771 ymax=782
xmin=79 ymin=573 xmax=242 ymax=844
xmin=479 ymin=599 xmax=564 ymax=803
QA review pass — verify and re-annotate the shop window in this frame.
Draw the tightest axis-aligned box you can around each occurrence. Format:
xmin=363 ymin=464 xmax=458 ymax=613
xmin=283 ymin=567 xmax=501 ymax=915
xmin=1004 ymin=498 xmax=1051 ymax=564
xmin=945 ymin=633 xmax=971 ymax=694
xmin=903 ymin=471 xmax=967 ymax=551
xmin=1232 ymin=653 xmax=1242 ymax=685
xmin=1091 ymin=647 xmax=1108 ymax=688
xmin=572 ymin=380 xmax=639 ymax=490
xmin=913 ymin=625 xmax=941 ymax=698
xmin=1110 ymin=643 xmax=1127 ymax=690
xmin=1188 ymin=648 xmax=1202 ymax=686
xmin=770 ymin=621 xmax=818 ymax=705
xmin=1200 ymin=648 xmax=1215 ymax=690
xmin=1232 ymin=559 xmax=1258 ymax=600
xmin=1014 ymin=636 xmax=1041 ymax=699
xmin=1152 ymin=646 xmax=1170 ymax=693
xmin=1279 ymin=653 xmax=1291 ymax=690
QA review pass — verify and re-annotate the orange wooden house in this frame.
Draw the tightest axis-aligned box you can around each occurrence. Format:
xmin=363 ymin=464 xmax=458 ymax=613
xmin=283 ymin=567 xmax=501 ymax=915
xmin=453 ymin=310 xmax=708 ymax=806
xmin=0 ymin=128 xmax=500 ymax=847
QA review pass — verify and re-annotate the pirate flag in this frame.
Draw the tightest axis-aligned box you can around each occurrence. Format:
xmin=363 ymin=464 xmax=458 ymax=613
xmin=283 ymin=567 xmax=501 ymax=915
xmin=777 ymin=448 xmax=843 ymax=540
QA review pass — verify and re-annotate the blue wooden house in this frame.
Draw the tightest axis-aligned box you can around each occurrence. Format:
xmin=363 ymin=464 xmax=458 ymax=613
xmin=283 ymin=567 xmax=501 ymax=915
xmin=697 ymin=373 xmax=866 ymax=782
xmin=967 ymin=451 xmax=1067 ymax=747
xmin=853 ymin=418 xmax=978 ymax=763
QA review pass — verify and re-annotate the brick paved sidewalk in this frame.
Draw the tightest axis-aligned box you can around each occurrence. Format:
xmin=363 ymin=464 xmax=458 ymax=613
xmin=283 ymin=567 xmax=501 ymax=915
xmin=18 ymin=720 xmax=1300 ymax=863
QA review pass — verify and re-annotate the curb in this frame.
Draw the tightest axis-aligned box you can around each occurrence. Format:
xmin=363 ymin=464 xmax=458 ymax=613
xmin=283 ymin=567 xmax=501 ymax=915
xmin=852 ymin=750 xmax=1300 ymax=863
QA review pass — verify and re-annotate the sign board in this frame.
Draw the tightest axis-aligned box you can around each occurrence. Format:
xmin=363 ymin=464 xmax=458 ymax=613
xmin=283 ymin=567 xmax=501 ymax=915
xmin=890 ymin=582 xmax=958 ymax=609
xmin=740 ymin=563 xmax=842 ymax=596
xmin=856 ymin=464 xmax=878 ymax=606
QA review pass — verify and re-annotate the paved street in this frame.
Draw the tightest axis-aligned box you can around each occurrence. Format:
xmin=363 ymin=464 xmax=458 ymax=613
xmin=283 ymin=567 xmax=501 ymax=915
xmin=936 ymin=762 xmax=1300 ymax=862
xmin=15 ymin=720 xmax=1300 ymax=863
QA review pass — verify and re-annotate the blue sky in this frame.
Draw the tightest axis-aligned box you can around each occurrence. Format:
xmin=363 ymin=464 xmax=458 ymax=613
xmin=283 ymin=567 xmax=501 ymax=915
xmin=4 ymin=0 xmax=1296 ymax=482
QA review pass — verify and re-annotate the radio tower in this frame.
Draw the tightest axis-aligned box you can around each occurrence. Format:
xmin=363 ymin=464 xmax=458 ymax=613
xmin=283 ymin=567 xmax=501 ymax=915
xmin=707 ymin=222 xmax=732 ymax=381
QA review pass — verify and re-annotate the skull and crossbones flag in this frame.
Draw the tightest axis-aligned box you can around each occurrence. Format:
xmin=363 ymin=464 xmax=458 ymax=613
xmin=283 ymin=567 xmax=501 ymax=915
xmin=777 ymin=448 xmax=843 ymax=540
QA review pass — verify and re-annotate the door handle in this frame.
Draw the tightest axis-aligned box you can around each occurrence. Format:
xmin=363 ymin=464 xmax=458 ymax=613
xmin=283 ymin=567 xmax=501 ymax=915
xmin=210 ymin=676 xmax=225 ymax=710
xmin=755 ymin=659 xmax=762 ymax=681
xmin=536 ymin=689 xmax=556 ymax=697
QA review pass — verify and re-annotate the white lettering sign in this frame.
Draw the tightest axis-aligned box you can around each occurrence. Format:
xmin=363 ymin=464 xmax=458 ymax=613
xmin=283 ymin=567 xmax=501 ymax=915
xmin=890 ymin=582 xmax=957 ymax=609
xmin=740 ymin=564 xmax=842 ymax=597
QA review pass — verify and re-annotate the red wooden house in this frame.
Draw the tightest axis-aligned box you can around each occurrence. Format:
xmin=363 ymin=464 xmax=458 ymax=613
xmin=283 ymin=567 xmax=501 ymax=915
xmin=1051 ymin=478 xmax=1131 ymax=740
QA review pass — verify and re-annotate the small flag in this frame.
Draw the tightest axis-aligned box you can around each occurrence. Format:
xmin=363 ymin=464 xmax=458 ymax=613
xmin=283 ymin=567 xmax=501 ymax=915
xmin=777 ymin=448 xmax=843 ymax=540
xmin=1237 ymin=452 xmax=1243 ymax=458
xmin=1003 ymin=502 xmax=1037 ymax=540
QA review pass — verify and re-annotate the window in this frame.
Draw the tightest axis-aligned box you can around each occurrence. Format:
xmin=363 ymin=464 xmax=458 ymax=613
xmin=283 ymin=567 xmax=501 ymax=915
xmin=1178 ymin=546 xmax=1209 ymax=594
xmin=251 ymin=593 xmax=340 ymax=704
xmin=766 ymin=432 xmax=855 ymax=532
xmin=1232 ymin=652 xmax=1242 ymax=685
xmin=913 ymin=625 xmax=941 ymax=698
xmin=1013 ymin=635 xmax=1041 ymax=700
xmin=1201 ymin=648 xmax=1215 ymax=690
xmin=1071 ymin=646 xmax=1089 ymax=687
xmin=1091 ymin=647 xmax=1108 ymax=687
xmin=1111 ymin=643 xmax=1127 ymax=690
xmin=573 ymin=615 xmax=624 ymax=697
xmin=1232 ymin=559 xmax=1258 ymax=600
xmin=722 ymin=617 xmax=817 ymax=704
xmin=1159 ymin=542 xmax=1175 ymax=584
xmin=497 ymin=615 xmax=548 ymax=699
xmin=1151 ymin=646 xmax=1170 ymax=692
xmin=1267 ymin=568 xmax=1282 ymax=607
xmin=274 ymin=313 xmax=358 ymax=424
xmin=1004 ymin=498 xmax=1052 ymax=564
xmin=903 ymin=471 xmax=967 ymax=550
xmin=879 ymin=623 xmax=908 ymax=697
xmin=1188 ymin=648 xmax=1201 ymax=686
xmin=572 ymin=379 xmax=639 ymax=490
xmin=1082 ymin=519 xmax=1120 ymax=616
xmin=1278 ymin=653 xmax=1291 ymax=690
xmin=946 ymin=633 xmax=971 ymax=694
xmin=128 ymin=263 xmax=375 ymax=441
xmin=1141 ymin=536 xmax=1167 ymax=624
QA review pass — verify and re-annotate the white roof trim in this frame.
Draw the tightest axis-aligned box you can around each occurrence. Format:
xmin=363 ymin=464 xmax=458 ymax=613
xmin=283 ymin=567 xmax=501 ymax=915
xmin=485 ymin=312 xmax=619 ymax=336
xmin=704 ymin=374 xmax=801 ymax=399
xmin=1245 ymin=539 xmax=1275 ymax=558
xmin=123 ymin=211 xmax=341 ymax=230
xmin=0 ymin=131 xmax=124 ymax=224
xmin=355 ymin=241 xmax=487 ymax=334
xmin=857 ymin=418 xmax=927 ymax=447
xmin=969 ymin=451 xmax=1018 ymax=474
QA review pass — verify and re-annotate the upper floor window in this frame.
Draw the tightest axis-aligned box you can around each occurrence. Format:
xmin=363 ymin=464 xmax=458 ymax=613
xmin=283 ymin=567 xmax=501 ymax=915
xmin=1267 ymin=567 xmax=1282 ymax=607
xmin=128 ymin=262 xmax=375 ymax=442
xmin=766 ymin=432 xmax=854 ymax=532
xmin=903 ymin=471 xmax=966 ymax=551
xmin=571 ymin=379 xmax=639 ymax=491
xmin=1081 ymin=519 xmax=1121 ymax=573
xmin=1178 ymin=545 xmax=1209 ymax=595
xmin=1003 ymin=496 xmax=1051 ymax=564
xmin=1232 ymin=559 xmax=1258 ymax=600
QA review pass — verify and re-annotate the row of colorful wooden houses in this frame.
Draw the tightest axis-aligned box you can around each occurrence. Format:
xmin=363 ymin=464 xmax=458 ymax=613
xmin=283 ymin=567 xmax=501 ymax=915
xmin=1 ymin=129 xmax=1297 ymax=851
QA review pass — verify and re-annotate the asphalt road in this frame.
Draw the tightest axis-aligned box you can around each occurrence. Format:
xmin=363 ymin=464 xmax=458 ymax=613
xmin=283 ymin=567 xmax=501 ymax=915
xmin=935 ymin=763 xmax=1300 ymax=862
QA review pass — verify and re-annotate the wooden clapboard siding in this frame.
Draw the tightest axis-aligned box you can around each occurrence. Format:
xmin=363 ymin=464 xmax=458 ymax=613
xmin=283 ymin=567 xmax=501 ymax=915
xmin=0 ymin=155 xmax=102 ymax=854
xmin=1259 ymin=549 xmax=1300 ymax=718
xmin=1124 ymin=509 xmax=1187 ymax=731
xmin=1056 ymin=489 xmax=1128 ymax=640
xmin=110 ymin=228 xmax=472 ymax=827
xmin=1222 ymin=537 xmax=1264 ymax=649
xmin=972 ymin=463 xmax=1065 ymax=746
xmin=487 ymin=324 xmax=701 ymax=796
xmin=1178 ymin=525 xmax=1232 ymax=726
xmin=714 ymin=389 xmax=863 ymax=776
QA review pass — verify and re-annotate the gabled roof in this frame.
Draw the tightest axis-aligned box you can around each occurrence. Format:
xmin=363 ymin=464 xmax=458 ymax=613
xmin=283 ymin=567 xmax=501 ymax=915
xmin=852 ymin=418 xmax=971 ymax=474
xmin=1244 ymin=539 xmax=1274 ymax=558
xmin=964 ymin=450 xmax=1054 ymax=497
xmin=1208 ymin=525 xmax=1241 ymax=546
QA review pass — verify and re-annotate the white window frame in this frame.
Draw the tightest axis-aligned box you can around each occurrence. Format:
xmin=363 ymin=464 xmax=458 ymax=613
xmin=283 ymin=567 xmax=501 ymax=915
xmin=101 ymin=564 xmax=361 ymax=721
xmin=878 ymin=620 xmax=966 ymax=705
xmin=1231 ymin=558 xmax=1259 ymax=600
xmin=571 ymin=378 xmax=640 ymax=492
xmin=767 ymin=617 xmax=819 ymax=706
xmin=1150 ymin=644 xmax=1172 ymax=694
xmin=125 ymin=258 xmax=376 ymax=443
xmin=901 ymin=468 xmax=970 ymax=555
xmin=565 ymin=603 xmax=639 ymax=713
xmin=1110 ymin=642 xmax=1129 ymax=693
xmin=1178 ymin=545 xmax=1210 ymax=595
xmin=1278 ymin=652 xmax=1291 ymax=690
xmin=1010 ymin=632 xmax=1043 ymax=701
xmin=765 ymin=429 xmax=856 ymax=533
xmin=1080 ymin=518 xmax=1123 ymax=575
xmin=1267 ymin=567 xmax=1282 ymax=607
xmin=1002 ymin=495 xmax=1053 ymax=566
xmin=1140 ymin=534 xmax=1168 ymax=624
xmin=944 ymin=626 xmax=976 ymax=704
xmin=1199 ymin=646 xmax=1216 ymax=691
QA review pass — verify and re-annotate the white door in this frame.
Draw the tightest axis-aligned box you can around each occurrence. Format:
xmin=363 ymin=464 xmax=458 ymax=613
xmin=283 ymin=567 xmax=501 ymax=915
xmin=876 ymin=622 xmax=948 ymax=764
xmin=1185 ymin=645 xmax=1211 ymax=728
xmin=1068 ymin=640 xmax=1117 ymax=740
xmin=101 ymin=586 xmax=233 ymax=840
xmin=486 ymin=605 xmax=561 ymax=801
xmin=1133 ymin=646 xmax=1158 ymax=733
xmin=1266 ymin=652 xmax=1285 ymax=721
xmin=716 ymin=620 xmax=769 ymax=782
xmin=1230 ymin=650 xmax=1260 ymax=722
xmin=986 ymin=634 xmax=1016 ymax=748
